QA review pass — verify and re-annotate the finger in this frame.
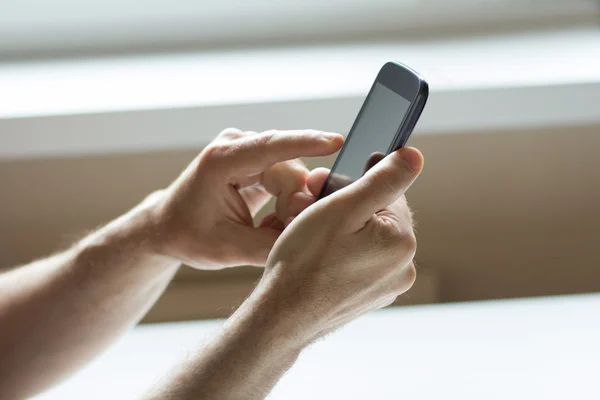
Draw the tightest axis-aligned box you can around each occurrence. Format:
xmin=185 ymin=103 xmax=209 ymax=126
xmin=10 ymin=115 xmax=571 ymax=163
xmin=307 ymin=167 xmax=330 ymax=197
xmin=217 ymin=130 xmax=344 ymax=177
xmin=258 ymin=192 xmax=316 ymax=231
xmin=275 ymin=191 xmax=315 ymax=224
xmin=262 ymin=159 xmax=316 ymax=223
xmin=262 ymin=159 xmax=309 ymax=197
xmin=233 ymin=157 xmax=306 ymax=190
xmin=274 ymin=186 xmax=315 ymax=223
xmin=335 ymin=147 xmax=423 ymax=226
xmin=363 ymin=152 xmax=386 ymax=175
xmin=286 ymin=192 xmax=315 ymax=216
xmin=259 ymin=212 xmax=285 ymax=232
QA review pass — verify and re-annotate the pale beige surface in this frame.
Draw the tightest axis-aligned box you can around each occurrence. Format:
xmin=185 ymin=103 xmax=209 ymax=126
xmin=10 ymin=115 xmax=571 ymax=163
xmin=1 ymin=124 xmax=599 ymax=320
xmin=34 ymin=294 xmax=600 ymax=400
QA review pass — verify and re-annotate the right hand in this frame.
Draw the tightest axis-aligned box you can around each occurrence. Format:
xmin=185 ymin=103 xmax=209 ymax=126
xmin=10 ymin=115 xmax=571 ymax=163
xmin=259 ymin=147 xmax=423 ymax=342
xmin=142 ymin=128 xmax=343 ymax=270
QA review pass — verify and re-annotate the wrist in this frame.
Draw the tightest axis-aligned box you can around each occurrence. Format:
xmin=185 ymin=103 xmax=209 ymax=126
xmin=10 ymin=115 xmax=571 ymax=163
xmin=228 ymin=269 xmax=317 ymax=352
xmin=77 ymin=191 xmax=179 ymax=270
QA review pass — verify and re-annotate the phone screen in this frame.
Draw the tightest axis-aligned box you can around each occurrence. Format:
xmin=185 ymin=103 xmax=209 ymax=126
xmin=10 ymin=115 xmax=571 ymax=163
xmin=320 ymin=82 xmax=412 ymax=197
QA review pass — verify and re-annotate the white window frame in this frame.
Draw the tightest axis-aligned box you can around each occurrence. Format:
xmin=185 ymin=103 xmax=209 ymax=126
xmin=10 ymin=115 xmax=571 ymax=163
xmin=0 ymin=0 xmax=597 ymax=59
xmin=1 ymin=26 xmax=600 ymax=160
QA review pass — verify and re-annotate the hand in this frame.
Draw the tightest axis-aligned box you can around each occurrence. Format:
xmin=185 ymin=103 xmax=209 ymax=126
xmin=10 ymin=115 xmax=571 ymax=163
xmin=257 ymin=147 xmax=423 ymax=342
xmin=139 ymin=146 xmax=422 ymax=400
xmin=317 ymin=151 xmax=386 ymax=198
xmin=147 ymin=128 xmax=344 ymax=269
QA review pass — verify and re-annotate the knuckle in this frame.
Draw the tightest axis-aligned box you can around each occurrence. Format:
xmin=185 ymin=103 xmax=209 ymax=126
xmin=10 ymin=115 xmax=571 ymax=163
xmin=374 ymin=221 xmax=417 ymax=262
xmin=218 ymin=127 xmax=244 ymax=139
xmin=285 ymin=167 xmax=308 ymax=190
xmin=252 ymin=131 xmax=276 ymax=150
xmin=202 ymin=142 xmax=229 ymax=160
xmin=260 ymin=130 xmax=278 ymax=143
xmin=142 ymin=189 xmax=165 ymax=205
xmin=199 ymin=142 xmax=231 ymax=171
xmin=252 ymin=133 xmax=276 ymax=161
xmin=391 ymin=263 xmax=416 ymax=295
xmin=402 ymin=234 xmax=418 ymax=259
xmin=404 ymin=262 xmax=417 ymax=287
xmin=375 ymin=221 xmax=404 ymax=248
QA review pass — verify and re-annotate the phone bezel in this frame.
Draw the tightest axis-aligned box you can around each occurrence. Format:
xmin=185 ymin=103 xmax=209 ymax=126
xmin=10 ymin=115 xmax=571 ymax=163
xmin=318 ymin=61 xmax=428 ymax=199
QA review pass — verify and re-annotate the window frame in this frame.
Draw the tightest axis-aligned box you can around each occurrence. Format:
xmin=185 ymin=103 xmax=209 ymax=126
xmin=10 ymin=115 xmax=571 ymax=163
xmin=0 ymin=0 xmax=597 ymax=60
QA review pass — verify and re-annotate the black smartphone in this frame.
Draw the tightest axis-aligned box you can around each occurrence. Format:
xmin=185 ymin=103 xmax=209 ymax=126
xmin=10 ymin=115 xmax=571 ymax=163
xmin=318 ymin=61 xmax=428 ymax=198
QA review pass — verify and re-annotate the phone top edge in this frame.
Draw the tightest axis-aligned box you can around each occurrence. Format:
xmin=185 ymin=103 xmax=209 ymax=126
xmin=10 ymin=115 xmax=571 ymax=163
xmin=377 ymin=61 xmax=428 ymax=103
xmin=383 ymin=61 xmax=426 ymax=81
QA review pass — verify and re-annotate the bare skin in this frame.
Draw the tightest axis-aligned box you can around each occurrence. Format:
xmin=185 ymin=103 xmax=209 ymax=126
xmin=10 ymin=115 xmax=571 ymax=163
xmin=0 ymin=128 xmax=423 ymax=400
xmin=0 ymin=129 xmax=344 ymax=399
xmin=146 ymin=140 xmax=423 ymax=399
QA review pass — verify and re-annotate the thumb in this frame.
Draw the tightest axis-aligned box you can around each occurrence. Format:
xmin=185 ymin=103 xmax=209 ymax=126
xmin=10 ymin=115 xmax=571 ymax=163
xmin=333 ymin=147 xmax=424 ymax=227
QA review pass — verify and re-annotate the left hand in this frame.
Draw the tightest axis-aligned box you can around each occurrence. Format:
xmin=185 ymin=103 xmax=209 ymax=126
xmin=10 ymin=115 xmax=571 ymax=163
xmin=146 ymin=128 xmax=344 ymax=269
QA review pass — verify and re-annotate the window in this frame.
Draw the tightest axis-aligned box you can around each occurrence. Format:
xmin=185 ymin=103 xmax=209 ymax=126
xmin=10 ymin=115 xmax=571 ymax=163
xmin=1 ymin=0 xmax=597 ymax=60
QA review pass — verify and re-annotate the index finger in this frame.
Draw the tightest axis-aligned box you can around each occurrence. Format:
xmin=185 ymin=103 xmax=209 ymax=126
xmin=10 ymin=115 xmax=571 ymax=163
xmin=219 ymin=130 xmax=344 ymax=176
xmin=333 ymin=147 xmax=423 ymax=228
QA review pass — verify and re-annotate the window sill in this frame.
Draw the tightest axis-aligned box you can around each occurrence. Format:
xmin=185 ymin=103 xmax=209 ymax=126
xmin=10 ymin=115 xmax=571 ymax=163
xmin=1 ymin=28 xmax=599 ymax=160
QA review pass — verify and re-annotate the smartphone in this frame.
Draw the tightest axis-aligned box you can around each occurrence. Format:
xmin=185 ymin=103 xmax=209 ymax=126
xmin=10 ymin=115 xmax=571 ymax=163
xmin=318 ymin=61 xmax=428 ymax=198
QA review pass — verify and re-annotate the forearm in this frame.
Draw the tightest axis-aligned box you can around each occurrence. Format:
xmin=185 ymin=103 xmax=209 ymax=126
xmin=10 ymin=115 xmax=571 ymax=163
xmin=0 ymin=199 xmax=180 ymax=399
xmin=145 ymin=276 xmax=307 ymax=400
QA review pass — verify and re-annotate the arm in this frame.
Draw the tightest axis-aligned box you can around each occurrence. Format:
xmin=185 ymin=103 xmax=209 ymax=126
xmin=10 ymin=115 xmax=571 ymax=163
xmin=0 ymin=128 xmax=343 ymax=399
xmin=0 ymin=193 xmax=179 ymax=399
xmin=148 ymin=281 xmax=304 ymax=399
xmin=146 ymin=147 xmax=424 ymax=399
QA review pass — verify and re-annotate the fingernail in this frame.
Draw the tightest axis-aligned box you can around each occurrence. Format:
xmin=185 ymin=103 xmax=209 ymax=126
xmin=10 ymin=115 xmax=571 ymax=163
xmin=399 ymin=149 xmax=419 ymax=172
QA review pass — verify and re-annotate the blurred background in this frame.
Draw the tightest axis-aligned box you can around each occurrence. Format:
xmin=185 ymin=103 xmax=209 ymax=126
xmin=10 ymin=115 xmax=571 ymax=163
xmin=1 ymin=0 xmax=599 ymax=322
